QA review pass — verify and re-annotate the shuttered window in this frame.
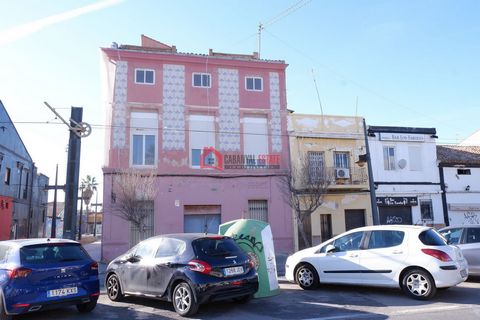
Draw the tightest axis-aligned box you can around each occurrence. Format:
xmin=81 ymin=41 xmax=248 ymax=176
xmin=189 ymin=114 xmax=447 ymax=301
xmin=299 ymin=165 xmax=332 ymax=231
xmin=248 ymin=200 xmax=268 ymax=222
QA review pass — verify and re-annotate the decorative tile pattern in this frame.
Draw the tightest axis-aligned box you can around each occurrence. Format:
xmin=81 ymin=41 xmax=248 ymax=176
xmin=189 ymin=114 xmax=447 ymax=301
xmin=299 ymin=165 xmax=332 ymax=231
xmin=270 ymin=72 xmax=282 ymax=152
xmin=163 ymin=64 xmax=185 ymax=150
xmin=218 ymin=68 xmax=240 ymax=151
xmin=112 ymin=61 xmax=128 ymax=148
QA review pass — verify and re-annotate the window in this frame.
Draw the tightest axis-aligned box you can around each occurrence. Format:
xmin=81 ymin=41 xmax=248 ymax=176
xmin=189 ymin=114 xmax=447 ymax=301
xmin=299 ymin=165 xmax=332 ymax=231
xmin=466 ymin=228 xmax=480 ymax=244
xmin=245 ymin=76 xmax=263 ymax=91
xmin=408 ymin=146 xmax=422 ymax=171
xmin=134 ymin=239 xmax=157 ymax=259
xmin=243 ymin=117 xmax=268 ymax=158
xmin=22 ymin=170 xmax=29 ymax=199
xmin=418 ymin=229 xmax=447 ymax=246
xmin=383 ymin=146 xmax=396 ymax=170
xmin=193 ymin=238 xmax=243 ymax=257
xmin=155 ymin=238 xmax=186 ymax=258
xmin=189 ymin=115 xmax=215 ymax=168
xmin=332 ymin=231 xmax=364 ymax=252
xmin=334 ymin=152 xmax=349 ymax=169
xmin=308 ymin=151 xmax=325 ymax=183
xmin=457 ymin=169 xmax=471 ymax=175
xmin=420 ymin=200 xmax=433 ymax=220
xmin=130 ymin=200 xmax=154 ymax=247
xmin=184 ymin=214 xmax=221 ymax=234
xmin=441 ymin=228 xmax=463 ymax=245
xmin=19 ymin=244 xmax=89 ymax=264
xmin=130 ymin=112 xmax=157 ymax=166
xmin=192 ymin=73 xmax=211 ymax=88
xmin=135 ymin=69 xmax=155 ymax=84
xmin=4 ymin=167 xmax=10 ymax=185
xmin=367 ymin=230 xmax=404 ymax=249
xmin=0 ymin=245 xmax=9 ymax=262
xmin=248 ymin=200 xmax=268 ymax=222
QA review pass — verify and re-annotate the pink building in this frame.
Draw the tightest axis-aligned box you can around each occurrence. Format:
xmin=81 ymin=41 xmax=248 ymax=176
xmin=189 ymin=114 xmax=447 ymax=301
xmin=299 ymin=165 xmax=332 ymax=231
xmin=101 ymin=35 xmax=293 ymax=261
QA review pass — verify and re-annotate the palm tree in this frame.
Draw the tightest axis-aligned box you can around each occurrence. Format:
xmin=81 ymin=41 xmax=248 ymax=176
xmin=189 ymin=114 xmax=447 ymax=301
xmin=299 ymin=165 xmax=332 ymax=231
xmin=81 ymin=175 xmax=98 ymax=209
xmin=79 ymin=175 xmax=98 ymax=239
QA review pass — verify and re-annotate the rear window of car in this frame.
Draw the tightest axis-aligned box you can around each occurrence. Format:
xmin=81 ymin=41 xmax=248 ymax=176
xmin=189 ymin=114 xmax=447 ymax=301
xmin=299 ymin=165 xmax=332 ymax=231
xmin=419 ymin=229 xmax=447 ymax=246
xmin=192 ymin=237 xmax=243 ymax=257
xmin=20 ymin=243 xmax=90 ymax=264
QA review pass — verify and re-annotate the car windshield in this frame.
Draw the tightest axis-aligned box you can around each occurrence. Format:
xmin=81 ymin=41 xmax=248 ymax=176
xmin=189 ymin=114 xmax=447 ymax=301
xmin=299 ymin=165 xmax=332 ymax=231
xmin=20 ymin=243 xmax=90 ymax=264
xmin=192 ymin=237 xmax=243 ymax=257
xmin=419 ymin=229 xmax=447 ymax=246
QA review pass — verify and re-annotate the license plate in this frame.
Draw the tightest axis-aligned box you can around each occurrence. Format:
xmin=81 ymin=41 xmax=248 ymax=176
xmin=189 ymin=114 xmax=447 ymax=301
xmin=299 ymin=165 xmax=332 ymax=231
xmin=47 ymin=287 xmax=78 ymax=298
xmin=224 ymin=266 xmax=244 ymax=276
xmin=460 ymin=269 xmax=467 ymax=278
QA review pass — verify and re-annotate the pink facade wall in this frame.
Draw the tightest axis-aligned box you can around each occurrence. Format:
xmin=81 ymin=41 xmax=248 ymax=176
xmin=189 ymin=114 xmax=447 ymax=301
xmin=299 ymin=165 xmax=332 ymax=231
xmin=101 ymin=42 xmax=292 ymax=261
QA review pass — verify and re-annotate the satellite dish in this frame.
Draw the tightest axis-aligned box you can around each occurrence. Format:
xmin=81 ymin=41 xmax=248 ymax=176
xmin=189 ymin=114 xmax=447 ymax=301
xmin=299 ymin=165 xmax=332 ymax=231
xmin=398 ymin=159 xmax=407 ymax=169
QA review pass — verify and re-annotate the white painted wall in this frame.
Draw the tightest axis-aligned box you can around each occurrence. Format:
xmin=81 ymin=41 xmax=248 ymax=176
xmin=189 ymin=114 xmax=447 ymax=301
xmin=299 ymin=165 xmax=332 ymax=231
xmin=443 ymin=166 xmax=480 ymax=226
xmin=369 ymin=132 xmax=444 ymax=225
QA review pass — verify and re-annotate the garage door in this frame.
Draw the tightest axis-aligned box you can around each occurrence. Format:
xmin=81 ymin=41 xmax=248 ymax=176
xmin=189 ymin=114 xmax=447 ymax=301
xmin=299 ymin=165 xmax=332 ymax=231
xmin=379 ymin=206 xmax=412 ymax=225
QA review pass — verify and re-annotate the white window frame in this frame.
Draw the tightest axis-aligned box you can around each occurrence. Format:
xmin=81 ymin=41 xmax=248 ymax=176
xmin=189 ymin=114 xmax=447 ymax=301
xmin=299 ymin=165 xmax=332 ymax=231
xmin=134 ymin=68 xmax=155 ymax=85
xmin=383 ymin=146 xmax=396 ymax=171
xmin=192 ymin=73 xmax=211 ymax=88
xmin=189 ymin=114 xmax=215 ymax=169
xmin=334 ymin=151 xmax=350 ymax=169
xmin=245 ymin=76 xmax=263 ymax=91
xmin=130 ymin=112 xmax=158 ymax=167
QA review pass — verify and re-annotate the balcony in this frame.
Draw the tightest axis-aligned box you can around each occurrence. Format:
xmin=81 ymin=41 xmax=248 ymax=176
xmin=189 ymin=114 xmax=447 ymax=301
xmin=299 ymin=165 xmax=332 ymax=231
xmin=314 ymin=167 xmax=368 ymax=189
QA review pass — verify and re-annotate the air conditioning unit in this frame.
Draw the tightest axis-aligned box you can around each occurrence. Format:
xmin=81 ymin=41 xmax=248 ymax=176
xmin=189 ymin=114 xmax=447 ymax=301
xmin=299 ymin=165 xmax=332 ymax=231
xmin=335 ymin=168 xmax=350 ymax=179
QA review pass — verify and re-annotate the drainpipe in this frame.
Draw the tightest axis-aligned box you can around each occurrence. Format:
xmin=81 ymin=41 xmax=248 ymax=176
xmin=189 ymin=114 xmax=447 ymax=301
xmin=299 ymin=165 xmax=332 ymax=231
xmin=438 ymin=164 xmax=449 ymax=226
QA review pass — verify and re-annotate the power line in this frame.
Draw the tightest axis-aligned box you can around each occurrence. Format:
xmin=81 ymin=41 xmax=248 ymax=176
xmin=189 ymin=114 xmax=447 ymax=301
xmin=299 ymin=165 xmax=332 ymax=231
xmin=261 ymin=29 xmax=469 ymax=136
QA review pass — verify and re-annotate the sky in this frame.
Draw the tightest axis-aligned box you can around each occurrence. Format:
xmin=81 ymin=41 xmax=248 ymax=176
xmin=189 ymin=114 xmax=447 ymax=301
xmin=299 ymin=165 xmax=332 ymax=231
xmin=0 ymin=0 xmax=479 ymax=203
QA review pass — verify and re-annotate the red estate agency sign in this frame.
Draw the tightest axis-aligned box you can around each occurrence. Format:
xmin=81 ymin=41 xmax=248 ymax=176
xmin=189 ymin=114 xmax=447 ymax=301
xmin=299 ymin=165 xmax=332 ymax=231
xmin=0 ymin=196 xmax=13 ymax=240
xmin=200 ymin=147 xmax=281 ymax=171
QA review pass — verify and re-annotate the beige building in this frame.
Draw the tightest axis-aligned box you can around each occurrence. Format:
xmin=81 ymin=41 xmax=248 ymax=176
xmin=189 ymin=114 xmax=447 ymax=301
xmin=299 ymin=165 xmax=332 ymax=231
xmin=288 ymin=114 xmax=373 ymax=250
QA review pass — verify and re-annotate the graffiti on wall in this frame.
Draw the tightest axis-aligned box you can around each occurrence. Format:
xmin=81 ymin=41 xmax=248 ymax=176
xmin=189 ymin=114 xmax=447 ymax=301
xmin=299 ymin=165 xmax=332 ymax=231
xmin=463 ymin=211 xmax=480 ymax=225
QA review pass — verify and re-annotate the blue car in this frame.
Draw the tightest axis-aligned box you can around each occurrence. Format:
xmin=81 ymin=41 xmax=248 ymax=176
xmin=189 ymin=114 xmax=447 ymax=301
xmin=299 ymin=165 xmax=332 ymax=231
xmin=0 ymin=238 xmax=99 ymax=319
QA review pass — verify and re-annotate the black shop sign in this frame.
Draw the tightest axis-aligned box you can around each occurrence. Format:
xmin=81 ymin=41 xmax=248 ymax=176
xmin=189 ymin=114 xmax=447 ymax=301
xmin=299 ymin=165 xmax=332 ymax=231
xmin=376 ymin=196 xmax=418 ymax=206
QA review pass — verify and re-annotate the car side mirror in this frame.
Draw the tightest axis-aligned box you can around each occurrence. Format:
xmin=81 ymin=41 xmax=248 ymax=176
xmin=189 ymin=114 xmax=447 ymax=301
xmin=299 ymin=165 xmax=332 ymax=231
xmin=127 ymin=255 xmax=140 ymax=263
xmin=325 ymin=244 xmax=336 ymax=254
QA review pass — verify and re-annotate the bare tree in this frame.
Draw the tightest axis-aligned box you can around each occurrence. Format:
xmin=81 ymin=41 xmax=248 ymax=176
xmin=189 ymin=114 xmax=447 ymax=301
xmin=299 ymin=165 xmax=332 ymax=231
xmin=281 ymin=155 xmax=332 ymax=249
xmin=111 ymin=169 xmax=158 ymax=233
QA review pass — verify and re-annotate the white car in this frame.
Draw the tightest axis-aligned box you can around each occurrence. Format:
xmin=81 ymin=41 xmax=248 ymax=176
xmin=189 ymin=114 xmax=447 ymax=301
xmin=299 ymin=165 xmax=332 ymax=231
xmin=285 ymin=225 xmax=468 ymax=300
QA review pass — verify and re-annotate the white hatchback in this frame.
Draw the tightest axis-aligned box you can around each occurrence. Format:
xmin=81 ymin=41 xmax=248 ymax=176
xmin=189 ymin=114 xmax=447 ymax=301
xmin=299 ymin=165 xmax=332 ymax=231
xmin=285 ymin=225 xmax=468 ymax=300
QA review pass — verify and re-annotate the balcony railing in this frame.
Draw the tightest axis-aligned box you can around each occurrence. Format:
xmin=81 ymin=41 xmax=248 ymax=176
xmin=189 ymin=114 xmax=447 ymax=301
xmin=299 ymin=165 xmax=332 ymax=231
xmin=309 ymin=166 xmax=368 ymax=186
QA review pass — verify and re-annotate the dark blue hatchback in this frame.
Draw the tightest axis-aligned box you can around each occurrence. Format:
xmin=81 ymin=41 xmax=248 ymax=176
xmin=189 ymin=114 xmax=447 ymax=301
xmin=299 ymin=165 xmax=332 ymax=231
xmin=0 ymin=238 xmax=99 ymax=319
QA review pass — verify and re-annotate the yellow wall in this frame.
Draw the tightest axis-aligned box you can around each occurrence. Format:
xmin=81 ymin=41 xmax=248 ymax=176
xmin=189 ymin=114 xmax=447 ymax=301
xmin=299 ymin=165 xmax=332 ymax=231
xmin=289 ymin=114 xmax=373 ymax=250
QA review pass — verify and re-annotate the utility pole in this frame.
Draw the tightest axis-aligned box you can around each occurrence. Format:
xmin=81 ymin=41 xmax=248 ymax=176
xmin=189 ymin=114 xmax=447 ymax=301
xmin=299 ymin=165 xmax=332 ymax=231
xmin=64 ymin=107 xmax=82 ymax=240
xmin=258 ymin=23 xmax=264 ymax=59
xmin=363 ymin=118 xmax=379 ymax=225
xmin=51 ymin=164 xmax=58 ymax=238
xmin=43 ymin=102 xmax=91 ymax=240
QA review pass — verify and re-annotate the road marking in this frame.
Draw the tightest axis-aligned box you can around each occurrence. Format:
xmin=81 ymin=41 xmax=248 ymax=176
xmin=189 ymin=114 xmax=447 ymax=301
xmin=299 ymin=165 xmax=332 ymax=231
xmin=302 ymin=301 xmax=480 ymax=319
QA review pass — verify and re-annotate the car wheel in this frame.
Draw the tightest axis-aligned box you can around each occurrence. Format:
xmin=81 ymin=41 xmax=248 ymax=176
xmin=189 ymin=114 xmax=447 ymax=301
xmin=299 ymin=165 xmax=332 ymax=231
xmin=402 ymin=269 xmax=436 ymax=300
xmin=233 ymin=293 xmax=254 ymax=304
xmin=76 ymin=299 xmax=97 ymax=313
xmin=0 ymin=293 xmax=12 ymax=320
xmin=172 ymin=282 xmax=199 ymax=317
xmin=106 ymin=274 xmax=124 ymax=301
xmin=295 ymin=264 xmax=319 ymax=290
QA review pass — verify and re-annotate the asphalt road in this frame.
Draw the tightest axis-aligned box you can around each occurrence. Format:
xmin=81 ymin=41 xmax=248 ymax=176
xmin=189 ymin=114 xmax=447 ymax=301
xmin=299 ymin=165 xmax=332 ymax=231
xmin=15 ymin=277 xmax=480 ymax=320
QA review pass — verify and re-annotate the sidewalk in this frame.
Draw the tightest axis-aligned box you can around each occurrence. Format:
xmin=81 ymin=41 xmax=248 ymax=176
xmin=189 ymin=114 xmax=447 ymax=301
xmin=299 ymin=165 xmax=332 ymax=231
xmin=83 ymin=240 xmax=107 ymax=291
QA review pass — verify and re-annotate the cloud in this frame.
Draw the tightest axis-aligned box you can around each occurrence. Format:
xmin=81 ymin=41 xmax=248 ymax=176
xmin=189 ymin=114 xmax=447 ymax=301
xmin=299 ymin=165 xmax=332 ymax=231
xmin=0 ymin=0 xmax=123 ymax=46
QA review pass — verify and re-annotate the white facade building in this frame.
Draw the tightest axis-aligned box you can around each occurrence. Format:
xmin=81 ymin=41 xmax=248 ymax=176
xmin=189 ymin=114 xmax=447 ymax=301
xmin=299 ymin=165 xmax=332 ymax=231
xmin=437 ymin=145 xmax=480 ymax=226
xmin=367 ymin=126 xmax=444 ymax=227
